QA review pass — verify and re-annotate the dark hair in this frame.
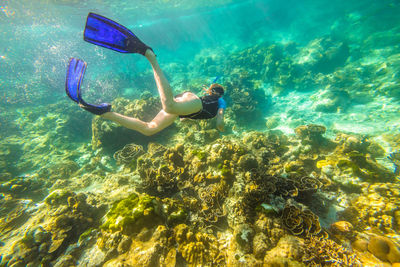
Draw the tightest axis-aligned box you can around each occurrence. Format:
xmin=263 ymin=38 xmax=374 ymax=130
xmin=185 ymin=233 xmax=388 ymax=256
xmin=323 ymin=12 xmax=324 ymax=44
xmin=210 ymin=83 xmax=224 ymax=96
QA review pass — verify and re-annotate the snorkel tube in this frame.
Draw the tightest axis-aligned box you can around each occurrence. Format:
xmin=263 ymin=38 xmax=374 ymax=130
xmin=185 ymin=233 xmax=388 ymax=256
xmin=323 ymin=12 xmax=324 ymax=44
xmin=203 ymin=76 xmax=222 ymax=95
xmin=212 ymin=76 xmax=221 ymax=84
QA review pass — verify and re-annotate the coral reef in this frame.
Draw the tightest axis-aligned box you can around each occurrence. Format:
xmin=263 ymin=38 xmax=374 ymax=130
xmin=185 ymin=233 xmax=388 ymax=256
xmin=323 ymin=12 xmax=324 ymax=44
xmin=2 ymin=122 xmax=399 ymax=266
xmin=0 ymin=190 xmax=101 ymax=266
xmin=311 ymin=86 xmax=351 ymax=113
xmin=294 ymin=124 xmax=330 ymax=150
xmin=264 ymin=235 xmax=305 ymax=265
xmin=340 ymin=182 xmax=400 ymax=234
xmin=198 ymin=181 xmax=228 ymax=223
xmin=388 ymin=151 xmax=400 ymax=176
xmin=0 ymin=196 xmax=32 ymax=238
xmin=2 ymin=3 xmax=400 ymax=266
xmin=316 ymin=133 xmax=394 ymax=188
xmin=225 ymin=77 xmax=269 ymax=129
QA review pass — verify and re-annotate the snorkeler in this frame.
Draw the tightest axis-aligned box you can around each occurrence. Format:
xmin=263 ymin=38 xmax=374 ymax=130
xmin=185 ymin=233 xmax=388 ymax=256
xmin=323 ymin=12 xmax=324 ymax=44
xmin=66 ymin=13 xmax=226 ymax=136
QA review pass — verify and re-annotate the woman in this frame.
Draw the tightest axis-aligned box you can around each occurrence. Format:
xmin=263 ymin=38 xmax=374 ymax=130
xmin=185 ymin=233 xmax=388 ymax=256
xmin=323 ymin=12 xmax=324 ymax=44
xmin=100 ymin=49 xmax=226 ymax=136
xmin=66 ymin=13 xmax=226 ymax=136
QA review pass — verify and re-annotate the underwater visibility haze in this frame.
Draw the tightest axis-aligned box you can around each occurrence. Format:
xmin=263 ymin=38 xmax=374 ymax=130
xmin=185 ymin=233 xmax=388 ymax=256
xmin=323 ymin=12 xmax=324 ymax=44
xmin=1 ymin=0 xmax=400 ymax=266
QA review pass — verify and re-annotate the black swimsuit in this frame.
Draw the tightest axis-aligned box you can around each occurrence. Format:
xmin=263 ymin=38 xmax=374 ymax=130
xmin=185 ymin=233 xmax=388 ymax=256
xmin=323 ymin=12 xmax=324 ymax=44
xmin=178 ymin=94 xmax=220 ymax=120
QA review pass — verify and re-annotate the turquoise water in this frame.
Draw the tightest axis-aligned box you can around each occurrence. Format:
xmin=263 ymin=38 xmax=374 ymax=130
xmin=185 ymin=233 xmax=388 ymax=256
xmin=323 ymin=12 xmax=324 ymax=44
xmin=1 ymin=0 xmax=400 ymax=266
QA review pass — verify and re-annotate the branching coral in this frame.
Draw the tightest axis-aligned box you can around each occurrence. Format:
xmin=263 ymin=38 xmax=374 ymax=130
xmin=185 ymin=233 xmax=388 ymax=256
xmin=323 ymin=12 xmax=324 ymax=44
xmin=303 ymin=234 xmax=361 ymax=266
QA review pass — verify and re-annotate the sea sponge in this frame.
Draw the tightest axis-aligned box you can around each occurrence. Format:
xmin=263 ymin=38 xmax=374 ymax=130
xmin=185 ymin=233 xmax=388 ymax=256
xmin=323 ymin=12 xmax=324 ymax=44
xmin=367 ymin=236 xmax=400 ymax=263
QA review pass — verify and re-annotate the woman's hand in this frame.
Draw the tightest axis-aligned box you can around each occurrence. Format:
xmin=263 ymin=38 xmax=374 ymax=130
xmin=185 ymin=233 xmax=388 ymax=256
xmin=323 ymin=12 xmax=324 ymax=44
xmin=202 ymin=85 xmax=210 ymax=95
xmin=216 ymin=108 xmax=225 ymax=132
xmin=216 ymin=122 xmax=225 ymax=132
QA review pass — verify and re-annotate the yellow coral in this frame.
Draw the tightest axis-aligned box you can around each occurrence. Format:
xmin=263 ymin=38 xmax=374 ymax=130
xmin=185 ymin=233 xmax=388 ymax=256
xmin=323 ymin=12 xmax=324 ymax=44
xmin=174 ymin=224 xmax=225 ymax=266
xmin=181 ymin=242 xmax=206 ymax=266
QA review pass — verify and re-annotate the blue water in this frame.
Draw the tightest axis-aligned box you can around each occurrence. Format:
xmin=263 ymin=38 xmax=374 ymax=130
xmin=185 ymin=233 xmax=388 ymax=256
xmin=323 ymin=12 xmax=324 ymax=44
xmin=2 ymin=0 xmax=397 ymax=105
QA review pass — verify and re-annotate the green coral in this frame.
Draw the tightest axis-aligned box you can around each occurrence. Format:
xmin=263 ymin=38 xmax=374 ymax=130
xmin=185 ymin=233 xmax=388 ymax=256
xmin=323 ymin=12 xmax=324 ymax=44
xmin=101 ymin=193 xmax=163 ymax=235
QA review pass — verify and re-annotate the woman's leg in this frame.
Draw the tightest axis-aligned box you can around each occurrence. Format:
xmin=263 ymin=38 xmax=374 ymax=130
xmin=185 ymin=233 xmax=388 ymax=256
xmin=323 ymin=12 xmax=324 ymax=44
xmin=101 ymin=110 xmax=178 ymax=136
xmin=145 ymin=50 xmax=202 ymax=115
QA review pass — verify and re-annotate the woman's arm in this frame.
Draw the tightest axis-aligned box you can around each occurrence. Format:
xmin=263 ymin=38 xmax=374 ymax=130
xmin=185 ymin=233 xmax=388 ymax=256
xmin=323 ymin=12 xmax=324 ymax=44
xmin=216 ymin=108 xmax=225 ymax=132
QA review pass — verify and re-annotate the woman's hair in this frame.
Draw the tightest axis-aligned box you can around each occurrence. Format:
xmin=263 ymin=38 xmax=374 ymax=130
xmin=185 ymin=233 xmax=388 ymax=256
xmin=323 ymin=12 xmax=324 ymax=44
xmin=210 ymin=83 xmax=224 ymax=97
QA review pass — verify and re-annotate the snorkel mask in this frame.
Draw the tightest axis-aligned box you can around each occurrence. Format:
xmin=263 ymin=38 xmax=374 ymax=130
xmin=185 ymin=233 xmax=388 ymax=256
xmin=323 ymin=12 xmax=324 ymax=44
xmin=211 ymin=85 xmax=224 ymax=96
xmin=204 ymin=76 xmax=224 ymax=96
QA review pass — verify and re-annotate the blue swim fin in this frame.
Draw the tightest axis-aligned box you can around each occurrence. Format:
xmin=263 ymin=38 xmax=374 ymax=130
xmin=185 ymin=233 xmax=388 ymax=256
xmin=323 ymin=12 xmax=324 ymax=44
xmin=65 ymin=58 xmax=111 ymax=115
xmin=66 ymin=57 xmax=86 ymax=103
xmin=83 ymin=12 xmax=152 ymax=55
